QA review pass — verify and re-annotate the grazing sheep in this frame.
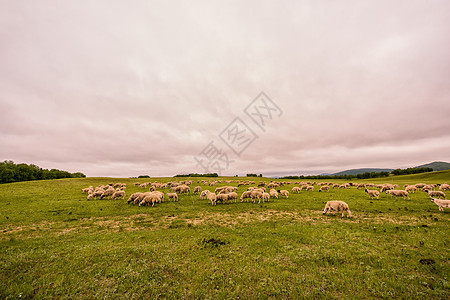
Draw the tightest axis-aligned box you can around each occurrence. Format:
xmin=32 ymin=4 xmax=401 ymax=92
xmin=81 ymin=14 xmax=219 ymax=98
xmin=365 ymin=189 xmax=380 ymax=200
xmin=278 ymin=190 xmax=289 ymax=198
xmin=240 ymin=191 xmax=252 ymax=202
xmin=322 ymin=201 xmax=352 ymax=217
xmin=227 ymin=192 xmax=238 ymax=203
xmin=422 ymin=185 xmax=434 ymax=192
xmin=193 ymin=186 xmax=202 ymax=194
xmin=319 ymin=186 xmax=330 ymax=192
xmin=428 ymin=191 xmax=446 ymax=199
xmin=262 ymin=192 xmax=270 ymax=203
xmin=386 ymin=190 xmax=410 ymax=200
xmin=405 ymin=185 xmax=417 ymax=193
xmin=167 ymin=192 xmax=178 ymax=202
xmin=439 ymin=183 xmax=450 ymax=191
xmin=356 ymin=183 xmax=366 ymax=189
xmin=200 ymin=190 xmax=210 ymax=199
xmin=380 ymin=184 xmax=395 ymax=192
xmin=292 ymin=187 xmax=301 ymax=193
xmin=111 ymin=190 xmax=125 ymax=200
xmin=139 ymin=194 xmax=159 ymax=207
xmin=306 ymin=185 xmax=314 ymax=191
xmin=100 ymin=186 xmax=115 ymax=200
xmin=88 ymin=189 xmax=104 ymax=200
xmin=250 ymin=190 xmax=263 ymax=203
xmin=127 ymin=192 xmax=143 ymax=204
xmin=430 ymin=198 xmax=450 ymax=211
xmin=269 ymin=189 xmax=279 ymax=199
xmin=216 ymin=193 xmax=229 ymax=204
xmin=81 ymin=187 xmax=92 ymax=194
xmin=207 ymin=192 xmax=217 ymax=205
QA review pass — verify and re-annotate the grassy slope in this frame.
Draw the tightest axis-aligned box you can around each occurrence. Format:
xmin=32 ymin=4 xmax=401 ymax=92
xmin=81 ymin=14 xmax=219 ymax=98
xmin=0 ymin=172 xmax=449 ymax=299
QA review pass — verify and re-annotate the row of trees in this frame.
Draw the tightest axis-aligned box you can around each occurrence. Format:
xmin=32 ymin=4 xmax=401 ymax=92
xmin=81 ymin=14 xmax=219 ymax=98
xmin=0 ymin=160 xmax=85 ymax=184
xmin=391 ymin=167 xmax=433 ymax=176
xmin=174 ymin=173 xmax=219 ymax=177
xmin=281 ymin=171 xmax=390 ymax=181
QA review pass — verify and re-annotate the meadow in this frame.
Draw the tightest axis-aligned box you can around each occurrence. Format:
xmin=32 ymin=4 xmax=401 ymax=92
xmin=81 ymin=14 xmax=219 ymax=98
xmin=1 ymin=171 xmax=449 ymax=299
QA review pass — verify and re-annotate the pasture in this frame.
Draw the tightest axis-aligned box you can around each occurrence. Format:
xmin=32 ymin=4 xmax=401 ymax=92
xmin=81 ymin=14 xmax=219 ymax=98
xmin=1 ymin=171 xmax=449 ymax=299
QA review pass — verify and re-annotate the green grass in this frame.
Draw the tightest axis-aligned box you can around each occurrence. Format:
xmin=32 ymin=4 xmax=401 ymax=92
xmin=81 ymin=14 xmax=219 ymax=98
xmin=1 ymin=172 xmax=449 ymax=299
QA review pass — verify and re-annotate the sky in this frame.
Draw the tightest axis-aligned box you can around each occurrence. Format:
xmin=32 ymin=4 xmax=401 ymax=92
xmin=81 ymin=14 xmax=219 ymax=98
xmin=1 ymin=0 xmax=450 ymax=177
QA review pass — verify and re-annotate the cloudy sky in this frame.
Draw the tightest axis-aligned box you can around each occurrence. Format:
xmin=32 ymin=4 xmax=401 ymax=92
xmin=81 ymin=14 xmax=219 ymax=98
xmin=1 ymin=1 xmax=449 ymax=177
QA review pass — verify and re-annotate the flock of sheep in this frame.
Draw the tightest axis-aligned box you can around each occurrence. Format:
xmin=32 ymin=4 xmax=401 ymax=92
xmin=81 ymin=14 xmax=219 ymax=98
xmin=81 ymin=179 xmax=450 ymax=216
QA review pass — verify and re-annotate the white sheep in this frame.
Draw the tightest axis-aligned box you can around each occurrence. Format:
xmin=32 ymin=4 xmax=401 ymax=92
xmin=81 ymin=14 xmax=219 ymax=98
xmin=365 ymin=189 xmax=379 ymax=200
xmin=306 ymin=185 xmax=314 ymax=191
xmin=207 ymin=192 xmax=217 ymax=206
xmin=278 ymin=190 xmax=289 ymax=198
xmin=405 ymin=185 xmax=417 ymax=193
xmin=386 ymin=190 xmax=410 ymax=200
xmin=428 ymin=190 xmax=446 ymax=199
xmin=319 ymin=186 xmax=330 ymax=192
xmin=430 ymin=198 xmax=450 ymax=211
xmin=127 ymin=192 xmax=143 ymax=204
xmin=240 ymin=191 xmax=252 ymax=202
xmin=100 ymin=186 xmax=115 ymax=200
xmin=262 ymin=192 xmax=270 ymax=203
xmin=227 ymin=192 xmax=238 ymax=203
xmin=216 ymin=193 xmax=229 ymax=204
xmin=250 ymin=190 xmax=263 ymax=203
xmin=200 ymin=190 xmax=210 ymax=200
xmin=292 ymin=187 xmax=301 ymax=193
xmin=439 ymin=183 xmax=450 ymax=191
xmin=323 ymin=201 xmax=352 ymax=217
xmin=111 ymin=190 xmax=125 ymax=200
xmin=167 ymin=192 xmax=178 ymax=202
xmin=269 ymin=189 xmax=279 ymax=199
xmin=193 ymin=186 xmax=202 ymax=194
xmin=139 ymin=193 xmax=159 ymax=207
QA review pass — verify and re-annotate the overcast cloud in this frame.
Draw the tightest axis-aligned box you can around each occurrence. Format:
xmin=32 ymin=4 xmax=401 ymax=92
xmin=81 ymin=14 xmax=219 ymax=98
xmin=1 ymin=0 xmax=449 ymax=177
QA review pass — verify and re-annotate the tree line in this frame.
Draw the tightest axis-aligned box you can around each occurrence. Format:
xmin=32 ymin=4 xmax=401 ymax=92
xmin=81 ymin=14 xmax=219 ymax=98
xmin=0 ymin=160 xmax=85 ymax=184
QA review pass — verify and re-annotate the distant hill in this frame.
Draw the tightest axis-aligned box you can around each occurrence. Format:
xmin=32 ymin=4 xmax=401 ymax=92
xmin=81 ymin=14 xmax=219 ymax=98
xmin=414 ymin=161 xmax=450 ymax=171
xmin=331 ymin=168 xmax=393 ymax=176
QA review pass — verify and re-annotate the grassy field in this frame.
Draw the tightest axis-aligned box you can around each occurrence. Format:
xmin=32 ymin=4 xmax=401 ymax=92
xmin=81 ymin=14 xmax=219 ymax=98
xmin=1 ymin=171 xmax=449 ymax=299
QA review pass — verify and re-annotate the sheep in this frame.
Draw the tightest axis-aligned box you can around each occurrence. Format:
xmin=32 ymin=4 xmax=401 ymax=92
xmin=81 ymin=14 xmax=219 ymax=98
xmin=100 ymin=186 xmax=115 ymax=200
xmin=300 ymin=184 xmax=309 ymax=191
xmin=365 ymin=189 xmax=379 ymax=200
xmin=428 ymin=191 xmax=446 ymax=199
xmin=422 ymin=185 xmax=435 ymax=192
xmin=227 ymin=192 xmax=238 ymax=203
xmin=193 ymin=186 xmax=202 ymax=194
xmin=127 ymin=192 xmax=143 ymax=204
xmin=262 ymin=192 xmax=270 ymax=203
xmin=216 ymin=193 xmax=229 ymax=204
xmin=88 ymin=189 xmax=104 ymax=200
xmin=405 ymin=185 xmax=417 ymax=193
xmin=200 ymin=190 xmax=210 ymax=200
xmin=278 ymin=190 xmax=289 ymax=198
xmin=207 ymin=192 xmax=217 ymax=205
xmin=386 ymin=190 xmax=410 ymax=200
xmin=167 ymin=192 xmax=178 ymax=202
xmin=306 ymin=185 xmax=314 ymax=191
xmin=111 ymin=190 xmax=125 ymax=200
xmin=81 ymin=187 xmax=92 ymax=194
xmin=319 ymin=186 xmax=330 ymax=192
xmin=269 ymin=189 xmax=279 ymax=199
xmin=139 ymin=193 xmax=160 ymax=207
xmin=152 ymin=191 xmax=164 ymax=203
xmin=356 ymin=183 xmax=366 ymax=189
xmin=250 ymin=190 xmax=263 ymax=203
xmin=380 ymin=184 xmax=394 ymax=192
xmin=292 ymin=187 xmax=301 ymax=193
xmin=439 ymin=183 xmax=450 ymax=191
xmin=322 ymin=201 xmax=352 ymax=217
xmin=430 ymin=198 xmax=450 ymax=211
xmin=240 ymin=191 xmax=252 ymax=202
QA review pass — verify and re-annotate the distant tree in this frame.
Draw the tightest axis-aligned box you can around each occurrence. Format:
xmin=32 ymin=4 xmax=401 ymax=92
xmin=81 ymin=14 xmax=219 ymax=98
xmin=138 ymin=175 xmax=151 ymax=178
